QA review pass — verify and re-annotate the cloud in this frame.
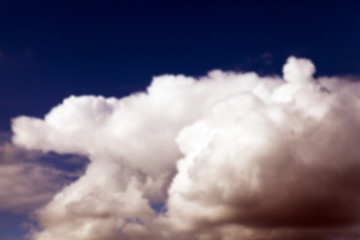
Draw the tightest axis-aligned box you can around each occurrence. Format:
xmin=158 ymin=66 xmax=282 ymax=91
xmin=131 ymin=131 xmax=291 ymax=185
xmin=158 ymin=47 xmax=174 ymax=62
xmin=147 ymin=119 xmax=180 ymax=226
xmin=260 ymin=53 xmax=274 ymax=66
xmin=10 ymin=56 xmax=360 ymax=239
xmin=0 ymin=136 xmax=80 ymax=213
xmin=0 ymin=162 xmax=68 ymax=213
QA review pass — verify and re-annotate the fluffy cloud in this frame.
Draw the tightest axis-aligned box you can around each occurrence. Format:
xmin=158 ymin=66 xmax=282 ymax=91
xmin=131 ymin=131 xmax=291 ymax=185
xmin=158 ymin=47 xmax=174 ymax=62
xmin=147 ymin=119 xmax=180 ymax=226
xmin=11 ymin=56 xmax=360 ymax=240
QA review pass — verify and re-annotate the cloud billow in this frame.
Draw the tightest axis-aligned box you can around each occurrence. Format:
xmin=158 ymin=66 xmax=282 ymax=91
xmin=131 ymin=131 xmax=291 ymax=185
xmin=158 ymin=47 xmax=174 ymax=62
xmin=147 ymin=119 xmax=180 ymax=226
xmin=10 ymin=57 xmax=360 ymax=240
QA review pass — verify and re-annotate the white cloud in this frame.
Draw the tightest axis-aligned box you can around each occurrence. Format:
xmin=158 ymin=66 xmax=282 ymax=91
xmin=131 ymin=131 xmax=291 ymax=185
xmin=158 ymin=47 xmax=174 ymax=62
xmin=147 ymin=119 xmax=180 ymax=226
xmin=10 ymin=56 xmax=360 ymax=240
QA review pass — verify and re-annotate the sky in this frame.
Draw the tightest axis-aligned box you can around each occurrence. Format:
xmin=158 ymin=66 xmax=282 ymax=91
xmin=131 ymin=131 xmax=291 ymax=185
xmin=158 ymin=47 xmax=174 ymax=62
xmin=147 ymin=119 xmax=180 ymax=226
xmin=1 ymin=1 xmax=360 ymax=240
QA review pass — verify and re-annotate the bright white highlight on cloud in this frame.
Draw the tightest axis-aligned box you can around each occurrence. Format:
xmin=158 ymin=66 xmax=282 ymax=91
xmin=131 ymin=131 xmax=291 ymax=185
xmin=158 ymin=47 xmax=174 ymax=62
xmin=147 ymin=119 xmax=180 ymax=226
xmin=11 ymin=56 xmax=360 ymax=240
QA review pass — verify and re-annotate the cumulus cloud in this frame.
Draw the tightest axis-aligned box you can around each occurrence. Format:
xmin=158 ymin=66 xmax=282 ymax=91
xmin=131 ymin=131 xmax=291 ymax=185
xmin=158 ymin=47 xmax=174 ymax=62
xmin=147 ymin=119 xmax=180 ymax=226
xmin=10 ymin=56 xmax=360 ymax=240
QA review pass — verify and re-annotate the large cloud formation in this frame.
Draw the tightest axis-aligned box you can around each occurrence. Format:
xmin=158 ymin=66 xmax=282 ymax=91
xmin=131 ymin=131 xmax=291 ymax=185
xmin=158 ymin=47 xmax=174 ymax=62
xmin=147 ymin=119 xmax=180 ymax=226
xmin=11 ymin=57 xmax=360 ymax=240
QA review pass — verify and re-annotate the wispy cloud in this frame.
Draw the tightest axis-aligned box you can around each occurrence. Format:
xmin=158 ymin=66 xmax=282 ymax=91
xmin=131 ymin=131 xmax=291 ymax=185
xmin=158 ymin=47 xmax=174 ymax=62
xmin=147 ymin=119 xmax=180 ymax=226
xmin=0 ymin=135 xmax=82 ymax=214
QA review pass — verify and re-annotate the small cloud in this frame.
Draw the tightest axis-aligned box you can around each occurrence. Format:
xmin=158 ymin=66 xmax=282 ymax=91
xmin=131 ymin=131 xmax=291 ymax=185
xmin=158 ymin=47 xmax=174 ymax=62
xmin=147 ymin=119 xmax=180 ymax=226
xmin=260 ymin=52 xmax=272 ymax=58
xmin=260 ymin=52 xmax=274 ymax=66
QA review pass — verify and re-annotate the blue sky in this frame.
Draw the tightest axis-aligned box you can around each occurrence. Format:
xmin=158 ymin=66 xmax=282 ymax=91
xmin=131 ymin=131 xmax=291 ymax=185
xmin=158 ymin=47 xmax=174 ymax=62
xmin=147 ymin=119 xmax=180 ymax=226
xmin=0 ymin=1 xmax=359 ymax=131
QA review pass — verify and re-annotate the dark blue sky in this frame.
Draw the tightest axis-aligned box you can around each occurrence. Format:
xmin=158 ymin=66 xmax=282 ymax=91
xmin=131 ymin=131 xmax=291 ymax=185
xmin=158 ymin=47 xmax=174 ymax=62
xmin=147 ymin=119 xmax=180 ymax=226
xmin=0 ymin=0 xmax=359 ymax=131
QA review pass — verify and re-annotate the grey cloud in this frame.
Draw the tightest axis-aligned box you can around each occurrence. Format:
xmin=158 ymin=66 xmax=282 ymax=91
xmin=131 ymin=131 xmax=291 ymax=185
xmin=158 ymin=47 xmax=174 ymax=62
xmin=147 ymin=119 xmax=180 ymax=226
xmin=0 ymin=138 xmax=78 ymax=213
